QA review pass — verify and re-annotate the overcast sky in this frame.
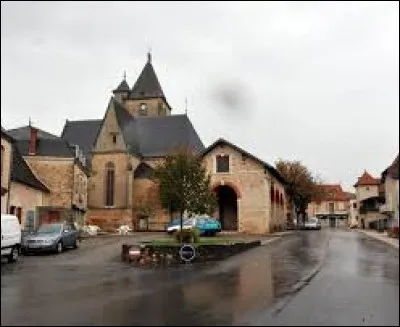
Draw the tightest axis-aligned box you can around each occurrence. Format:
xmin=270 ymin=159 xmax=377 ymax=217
xmin=1 ymin=1 xmax=398 ymax=191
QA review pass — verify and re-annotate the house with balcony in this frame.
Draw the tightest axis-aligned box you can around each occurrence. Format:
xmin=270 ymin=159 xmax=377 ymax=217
xmin=354 ymin=170 xmax=386 ymax=230
xmin=307 ymin=184 xmax=354 ymax=228
xmin=380 ymin=154 xmax=399 ymax=237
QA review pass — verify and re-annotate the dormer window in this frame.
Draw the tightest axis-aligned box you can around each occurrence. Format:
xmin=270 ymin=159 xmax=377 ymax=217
xmin=112 ymin=134 xmax=117 ymax=144
xmin=139 ymin=103 xmax=148 ymax=116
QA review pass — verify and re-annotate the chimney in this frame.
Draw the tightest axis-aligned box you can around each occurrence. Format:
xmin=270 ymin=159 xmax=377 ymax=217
xmin=28 ymin=127 xmax=38 ymax=155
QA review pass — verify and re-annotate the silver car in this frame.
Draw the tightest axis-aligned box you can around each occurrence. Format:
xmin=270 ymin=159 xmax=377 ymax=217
xmin=22 ymin=223 xmax=79 ymax=254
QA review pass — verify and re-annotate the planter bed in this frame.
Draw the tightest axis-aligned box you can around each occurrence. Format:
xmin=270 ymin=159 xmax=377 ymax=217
xmin=121 ymin=240 xmax=261 ymax=267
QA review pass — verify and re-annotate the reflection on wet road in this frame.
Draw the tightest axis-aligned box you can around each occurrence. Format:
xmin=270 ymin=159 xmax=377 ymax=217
xmin=1 ymin=230 xmax=398 ymax=326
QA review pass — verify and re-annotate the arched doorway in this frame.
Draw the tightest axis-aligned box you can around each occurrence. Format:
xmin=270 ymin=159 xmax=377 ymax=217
xmin=214 ymin=185 xmax=238 ymax=231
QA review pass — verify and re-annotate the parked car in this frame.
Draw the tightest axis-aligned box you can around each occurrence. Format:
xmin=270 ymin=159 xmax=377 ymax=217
xmin=1 ymin=214 xmax=22 ymax=263
xmin=166 ymin=218 xmax=192 ymax=234
xmin=22 ymin=223 xmax=79 ymax=254
xmin=185 ymin=215 xmax=222 ymax=236
xmin=303 ymin=217 xmax=321 ymax=230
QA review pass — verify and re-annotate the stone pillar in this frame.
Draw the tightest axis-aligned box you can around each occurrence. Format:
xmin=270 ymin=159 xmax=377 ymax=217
xmin=237 ymin=198 xmax=242 ymax=232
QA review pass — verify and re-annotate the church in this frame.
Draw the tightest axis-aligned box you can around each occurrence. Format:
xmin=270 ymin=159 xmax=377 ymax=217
xmin=6 ymin=53 xmax=289 ymax=234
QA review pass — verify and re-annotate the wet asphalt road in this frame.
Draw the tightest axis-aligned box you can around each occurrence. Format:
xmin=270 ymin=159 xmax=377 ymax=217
xmin=1 ymin=230 xmax=398 ymax=326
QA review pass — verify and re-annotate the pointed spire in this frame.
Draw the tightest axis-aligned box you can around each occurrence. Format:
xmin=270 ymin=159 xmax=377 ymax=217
xmin=129 ymin=52 xmax=165 ymax=99
xmin=113 ymin=72 xmax=130 ymax=94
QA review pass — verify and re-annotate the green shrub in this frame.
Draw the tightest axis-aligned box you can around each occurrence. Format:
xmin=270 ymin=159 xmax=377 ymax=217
xmin=175 ymin=228 xmax=200 ymax=243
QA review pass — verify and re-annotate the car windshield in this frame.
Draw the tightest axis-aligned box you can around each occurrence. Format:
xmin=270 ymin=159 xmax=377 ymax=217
xmin=36 ymin=224 xmax=62 ymax=234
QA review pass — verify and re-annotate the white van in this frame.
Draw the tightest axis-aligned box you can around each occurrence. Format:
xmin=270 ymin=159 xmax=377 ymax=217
xmin=1 ymin=214 xmax=22 ymax=263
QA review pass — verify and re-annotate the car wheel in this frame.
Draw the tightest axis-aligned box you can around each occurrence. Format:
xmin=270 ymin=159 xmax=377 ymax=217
xmin=56 ymin=242 xmax=63 ymax=254
xmin=73 ymin=238 xmax=79 ymax=249
xmin=7 ymin=246 xmax=19 ymax=263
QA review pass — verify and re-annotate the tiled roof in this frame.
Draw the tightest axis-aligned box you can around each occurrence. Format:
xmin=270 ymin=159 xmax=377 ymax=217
xmin=200 ymin=138 xmax=286 ymax=185
xmin=315 ymin=184 xmax=352 ymax=201
xmin=345 ymin=192 xmax=356 ymax=200
xmin=354 ymin=170 xmax=381 ymax=187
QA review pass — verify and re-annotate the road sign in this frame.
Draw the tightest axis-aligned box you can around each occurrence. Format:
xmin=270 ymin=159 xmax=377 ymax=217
xmin=179 ymin=244 xmax=196 ymax=263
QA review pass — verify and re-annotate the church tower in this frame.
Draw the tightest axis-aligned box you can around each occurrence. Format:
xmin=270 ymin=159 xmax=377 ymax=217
xmin=112 ymin=72 xmax=130 ymax=104
xmin=123 ymin=53 xmax=172 ymax=117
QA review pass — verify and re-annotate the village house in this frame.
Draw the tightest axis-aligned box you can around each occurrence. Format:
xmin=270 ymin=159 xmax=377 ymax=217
xmin=307 ymin=184 xmax=355 ymax=228
xmin=6 ymin=125 xmax=89 ymax=228
xmin=2 ymin=127 xmax=50 ymax=227
xmin=380 ymin=154 xmax=399 ymax=237
xmin=354 ymin=170 xmax=386 ymax=230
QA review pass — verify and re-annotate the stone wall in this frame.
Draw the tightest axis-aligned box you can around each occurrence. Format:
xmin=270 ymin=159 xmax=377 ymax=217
xmin=24 ymin=157 xmax=74 ymax=207
xmin=123 ymin=98 xmax=171 ymax=117
xmin=202 ymin=144 xmax=286 ymax=234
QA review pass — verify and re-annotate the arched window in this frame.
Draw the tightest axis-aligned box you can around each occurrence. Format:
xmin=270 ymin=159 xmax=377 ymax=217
xmin=270 ymin=186 xmax=275 ymax=202
xmin=105 ymin=162 xmax=115 ymax=207
xmin=275 ymin=189 xmax=279 ymax=205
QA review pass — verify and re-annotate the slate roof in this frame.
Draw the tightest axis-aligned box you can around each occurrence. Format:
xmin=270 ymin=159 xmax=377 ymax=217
xmin=13 ymin=139 xmax=75 ymax=157
xmin=11 ymin=147 xmax=50 ymax=193
xmin=63 ymin=99 xmax=204 ymax=159
xmin=61 ymin=119 xmax=102 ymax=157
xmin=113 ymin=79 xmax=130 ymax=93
xmin=7 ymin=126 xmax=59 ymax=140
xmin=129 ymin=54 xmax=165 ymax=100
xmin=200 ymin=138 xmax=287 ymax=185
xmin=123 ymin=114 xmax=205 ymax=157
xmin=382 ymin=154 xmax=399 ymax=180
xmin=1 ymin=126 xmax=14 ymax=143
xmin=354 ymin=170 xmax=381 ymax=187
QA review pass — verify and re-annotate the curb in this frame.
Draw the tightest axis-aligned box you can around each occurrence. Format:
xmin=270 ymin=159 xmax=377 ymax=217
xmin=357 ymin=230 xmax=399 ymax=250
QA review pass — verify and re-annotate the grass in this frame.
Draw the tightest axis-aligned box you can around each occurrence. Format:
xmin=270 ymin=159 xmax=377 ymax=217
xmin=148 ymin=236 xmax=245 ymax=246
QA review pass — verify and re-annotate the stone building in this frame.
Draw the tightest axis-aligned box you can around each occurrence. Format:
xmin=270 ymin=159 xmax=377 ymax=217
xmin=59 ymin=53 xmax=288 ymax=233
xmin=9 ymin=145 xmax=50 ymax=228
xmin=6 ymin=125 xmax=89 ymax=228
xmin=307 ymin=184 xmax=354 ymax=228
xmin=354 ymin=170 xmax=386 ymax=229
xmin=202 ymin=139 xmax=287 ymax=234
xmin=5 ymin=53 xmax=287 ymax=234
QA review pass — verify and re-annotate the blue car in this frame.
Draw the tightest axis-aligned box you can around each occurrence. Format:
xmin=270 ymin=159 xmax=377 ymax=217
xmin=166 ymin=215 xmax=222 ymax=236
xmin=188 ymin=215 xmax=222 ymax=236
